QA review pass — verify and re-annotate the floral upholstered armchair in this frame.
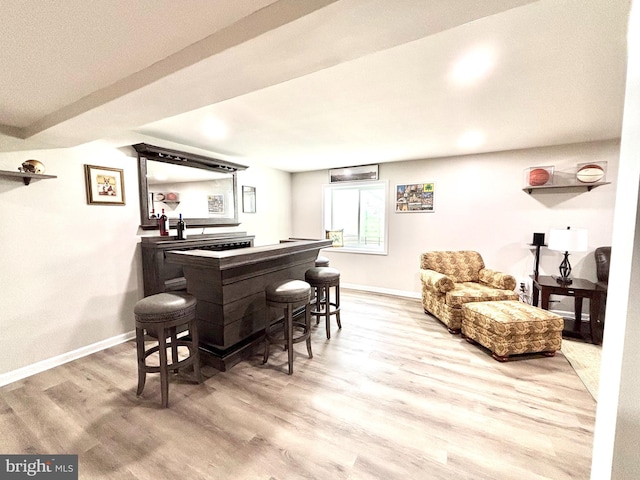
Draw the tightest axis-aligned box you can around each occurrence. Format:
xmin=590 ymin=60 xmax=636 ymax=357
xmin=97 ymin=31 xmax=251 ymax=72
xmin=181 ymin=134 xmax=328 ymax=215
xmin=420 ymin=251 xmax=518 ymax=333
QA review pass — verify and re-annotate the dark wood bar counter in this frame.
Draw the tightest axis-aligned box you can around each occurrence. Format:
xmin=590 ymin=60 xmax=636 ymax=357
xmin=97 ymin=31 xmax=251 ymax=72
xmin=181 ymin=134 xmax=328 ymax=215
xmin=166 ymin=238 xmax=332 ymax=370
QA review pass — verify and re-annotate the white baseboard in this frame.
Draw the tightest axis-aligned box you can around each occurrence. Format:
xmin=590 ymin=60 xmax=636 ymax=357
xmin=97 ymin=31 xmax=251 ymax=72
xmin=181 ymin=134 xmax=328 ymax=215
xmin=341 ymin=283 xmax=421 ymax=299
xmin=0 ymin=331 xmax=136 ymax=388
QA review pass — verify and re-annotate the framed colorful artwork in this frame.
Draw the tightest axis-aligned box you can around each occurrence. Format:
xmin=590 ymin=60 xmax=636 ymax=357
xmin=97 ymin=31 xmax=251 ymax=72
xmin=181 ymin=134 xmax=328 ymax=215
xmin=395 ymin=183 xmax=434 ymax=212
xmin=208 ymin=194 xmax=225 ymax=214
xmin=84 ymin=164 xmax=125 ymax=205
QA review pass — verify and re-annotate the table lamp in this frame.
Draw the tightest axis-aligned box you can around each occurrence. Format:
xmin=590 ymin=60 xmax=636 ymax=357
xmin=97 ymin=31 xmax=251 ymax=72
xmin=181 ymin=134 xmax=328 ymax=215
xmin=548 ymin=226 xmax=588 ymax=284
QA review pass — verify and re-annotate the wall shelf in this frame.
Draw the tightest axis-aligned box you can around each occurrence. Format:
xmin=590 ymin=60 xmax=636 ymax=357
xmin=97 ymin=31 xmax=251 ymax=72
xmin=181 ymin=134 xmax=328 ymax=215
xmin=524 ymin=181 xmax=610 ymax=194
xmin=0 ymin=169 xmax=57 ymax=185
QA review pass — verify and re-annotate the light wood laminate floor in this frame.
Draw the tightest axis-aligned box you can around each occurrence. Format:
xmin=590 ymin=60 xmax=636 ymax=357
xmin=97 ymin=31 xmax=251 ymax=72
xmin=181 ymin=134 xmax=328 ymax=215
xmin=0 ymin=290 xmax=596 ymax=479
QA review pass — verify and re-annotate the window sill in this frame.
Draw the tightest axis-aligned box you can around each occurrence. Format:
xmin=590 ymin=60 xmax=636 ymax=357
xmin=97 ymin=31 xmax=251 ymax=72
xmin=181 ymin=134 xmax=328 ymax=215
xmin=323 ymin=247 xmax=388 ymax=255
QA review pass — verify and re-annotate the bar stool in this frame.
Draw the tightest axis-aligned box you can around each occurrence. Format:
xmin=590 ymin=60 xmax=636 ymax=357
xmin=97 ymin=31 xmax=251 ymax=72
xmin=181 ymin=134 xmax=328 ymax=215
xmin=314 ymin=256 xmax=330 ymax=302
xmin=315 ymin=255 xmax=330 ymax=267
xmin=305 ymin=267 xmax=342 ymax=339
xmin=263 ymin=279 xmax=313 ymax=375
xmin=134 ymin=292 xmax=202 ymax=408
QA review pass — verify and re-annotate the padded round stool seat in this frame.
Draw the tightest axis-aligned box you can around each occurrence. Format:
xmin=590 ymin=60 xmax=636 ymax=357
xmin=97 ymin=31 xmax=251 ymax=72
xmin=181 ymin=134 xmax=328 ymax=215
xmin=263 ymin=280 xmax=313 ymax=375
xmin=305 ymin=267 xmax=342 ymax=339
xmin=134 ymin=292 xmax=202 ymax=407
xmin=315 ymin=255 xmax=330 ymax=267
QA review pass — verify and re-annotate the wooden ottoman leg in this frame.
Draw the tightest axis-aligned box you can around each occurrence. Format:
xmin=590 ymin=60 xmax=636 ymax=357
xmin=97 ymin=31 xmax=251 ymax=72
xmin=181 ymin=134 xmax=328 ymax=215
xmin=492 ymin=353 xmax=510 ymax=362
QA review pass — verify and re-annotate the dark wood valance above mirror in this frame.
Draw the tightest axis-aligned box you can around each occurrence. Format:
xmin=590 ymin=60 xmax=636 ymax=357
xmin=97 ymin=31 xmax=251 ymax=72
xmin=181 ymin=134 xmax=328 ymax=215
xmin=133 ymin=143 xmax=248 ymax=230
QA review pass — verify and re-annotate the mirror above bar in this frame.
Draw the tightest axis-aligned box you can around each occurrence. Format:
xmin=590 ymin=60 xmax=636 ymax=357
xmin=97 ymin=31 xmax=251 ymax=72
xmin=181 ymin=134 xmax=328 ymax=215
xmin=133 ymin=143 xmax=248 ymax=230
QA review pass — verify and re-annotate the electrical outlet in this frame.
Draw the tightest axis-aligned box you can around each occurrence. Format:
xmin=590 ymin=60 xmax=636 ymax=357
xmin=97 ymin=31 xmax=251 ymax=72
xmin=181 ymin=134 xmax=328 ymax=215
xmin=518 ymin=278 xmax=532 ymax=294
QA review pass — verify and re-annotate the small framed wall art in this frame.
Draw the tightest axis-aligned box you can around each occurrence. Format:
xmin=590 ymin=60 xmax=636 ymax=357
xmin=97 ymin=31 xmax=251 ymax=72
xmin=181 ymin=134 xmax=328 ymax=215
xmin=395 ymin=183 xmax=435 ymax=212
xmin=325 ymin=229 xmax=344 ymax=247
xmin=329 ymin=164 xmax=378 ymax=183
xmin=84 ymin=164 xmax=125 ymax=205
xmin=208 ymin=194 xmax=225 ymax=214
xmin=242 ymin=185 xmax=256 ymax=213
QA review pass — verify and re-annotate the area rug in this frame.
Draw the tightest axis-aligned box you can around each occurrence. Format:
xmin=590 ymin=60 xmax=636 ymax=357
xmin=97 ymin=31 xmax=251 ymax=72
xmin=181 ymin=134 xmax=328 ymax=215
xmin=561 ymin=338 xmax=602 ymax=401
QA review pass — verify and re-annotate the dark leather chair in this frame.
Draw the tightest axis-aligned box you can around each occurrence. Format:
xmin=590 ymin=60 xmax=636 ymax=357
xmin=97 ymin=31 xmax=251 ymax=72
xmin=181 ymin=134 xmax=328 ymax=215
xmin=594 ymin=246 xmax=611 ymax=323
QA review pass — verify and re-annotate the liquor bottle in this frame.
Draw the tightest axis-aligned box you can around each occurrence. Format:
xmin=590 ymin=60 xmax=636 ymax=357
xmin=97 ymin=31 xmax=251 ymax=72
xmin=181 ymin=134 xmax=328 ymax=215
xmin=177 ymin=213 xmax=187 ymax=240
xmin=158 ymin=208 xmax=169 ymax=236
xmin=149 ymin=208 xmax=157 ymax=220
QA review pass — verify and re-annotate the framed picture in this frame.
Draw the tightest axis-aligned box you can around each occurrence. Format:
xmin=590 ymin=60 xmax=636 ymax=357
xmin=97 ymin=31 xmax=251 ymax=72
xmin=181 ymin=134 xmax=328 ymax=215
xmin=84 ymin=164 xmax=125 ymax=205
xmin=395 ymin=183 xmax=434 ymax=212
xmin=242 ymin=186 xmax=256 ymax=213
xmin=208 ymin=194 xmax=225 ymax=214
xmin=325 ymin=229 xmax=344 ymax=247
xmin=329 ymin=164 xmax=378 ymax=183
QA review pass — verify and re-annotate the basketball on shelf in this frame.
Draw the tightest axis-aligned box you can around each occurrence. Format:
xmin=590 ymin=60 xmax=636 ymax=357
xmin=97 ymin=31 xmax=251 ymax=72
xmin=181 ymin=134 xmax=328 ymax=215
xmin=529 ymin=168 xmax=550 ymax=186
xmin=576 ymin=164 xmax=605 ymax=184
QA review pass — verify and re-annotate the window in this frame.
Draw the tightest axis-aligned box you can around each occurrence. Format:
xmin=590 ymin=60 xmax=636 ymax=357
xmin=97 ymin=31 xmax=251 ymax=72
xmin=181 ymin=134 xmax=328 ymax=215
xmin=323 ymin=180 xmax=388 ymax=254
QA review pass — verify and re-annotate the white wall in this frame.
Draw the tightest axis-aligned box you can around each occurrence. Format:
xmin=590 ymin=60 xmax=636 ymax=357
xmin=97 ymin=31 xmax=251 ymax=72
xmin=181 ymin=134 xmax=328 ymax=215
xmin=236 ymin=164 xmax=292 ymax=246
xmin=592 ymin=0 xmax=640 ymax=477
xmin=0 ymin=141 xmax=292 ymax=380
xmin=0 ymin=144 xmax=140 ymax=378
xmin=292 ymin=139 xmax=619 ymax=297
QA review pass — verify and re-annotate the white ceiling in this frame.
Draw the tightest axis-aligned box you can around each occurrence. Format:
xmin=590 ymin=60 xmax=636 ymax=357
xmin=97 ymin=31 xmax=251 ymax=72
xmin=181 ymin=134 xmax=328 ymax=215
xmin=0 ymin=0 xmax=630 ymax=172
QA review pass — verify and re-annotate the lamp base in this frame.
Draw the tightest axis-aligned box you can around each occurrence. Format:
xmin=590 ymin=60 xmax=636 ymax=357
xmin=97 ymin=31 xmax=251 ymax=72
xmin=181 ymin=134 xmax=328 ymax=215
xmin=557 ymin=251 xmax=572 ymax=284
xmin=553 ymin=275 xmax=573 ymax=285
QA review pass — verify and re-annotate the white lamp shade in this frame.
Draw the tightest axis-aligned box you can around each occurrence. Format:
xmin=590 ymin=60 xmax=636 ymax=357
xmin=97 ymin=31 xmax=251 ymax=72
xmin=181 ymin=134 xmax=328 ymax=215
xmin=548 ymin=228 xmax=588 ymax=252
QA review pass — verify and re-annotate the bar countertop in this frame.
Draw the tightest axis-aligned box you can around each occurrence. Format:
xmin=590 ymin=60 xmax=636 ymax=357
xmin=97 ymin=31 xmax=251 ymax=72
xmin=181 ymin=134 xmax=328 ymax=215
xmin=165 ymin=238 xmax=333 ymax=270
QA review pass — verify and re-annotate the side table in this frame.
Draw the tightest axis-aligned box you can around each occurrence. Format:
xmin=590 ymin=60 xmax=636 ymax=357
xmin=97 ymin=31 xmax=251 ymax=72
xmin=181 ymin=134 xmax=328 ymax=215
xmin=530 ymin=275 xmax=604 ymax=345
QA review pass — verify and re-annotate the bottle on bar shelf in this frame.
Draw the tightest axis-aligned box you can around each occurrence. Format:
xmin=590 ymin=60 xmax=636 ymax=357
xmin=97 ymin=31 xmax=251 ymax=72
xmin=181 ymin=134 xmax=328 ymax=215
xmin=158 ymin=208 xmax=169 ymax=236
xmin=177 ymin=213 xmax=187 ymax=240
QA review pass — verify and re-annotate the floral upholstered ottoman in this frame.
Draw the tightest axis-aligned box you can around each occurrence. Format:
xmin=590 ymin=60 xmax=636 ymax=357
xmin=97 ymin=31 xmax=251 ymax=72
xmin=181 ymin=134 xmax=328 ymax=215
xmin=461 ymin=300 xmax=563 ymax=362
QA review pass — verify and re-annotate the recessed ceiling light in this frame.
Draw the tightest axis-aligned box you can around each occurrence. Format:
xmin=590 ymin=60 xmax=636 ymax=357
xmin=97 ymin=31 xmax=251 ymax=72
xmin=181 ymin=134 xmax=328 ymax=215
xmin=202 ymin=117 xmax=228 ymax=140
xmin=457 ymin=130 xmax=485 ymax=149
xmin=450 ymin=47 xmax=495 ymax=86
